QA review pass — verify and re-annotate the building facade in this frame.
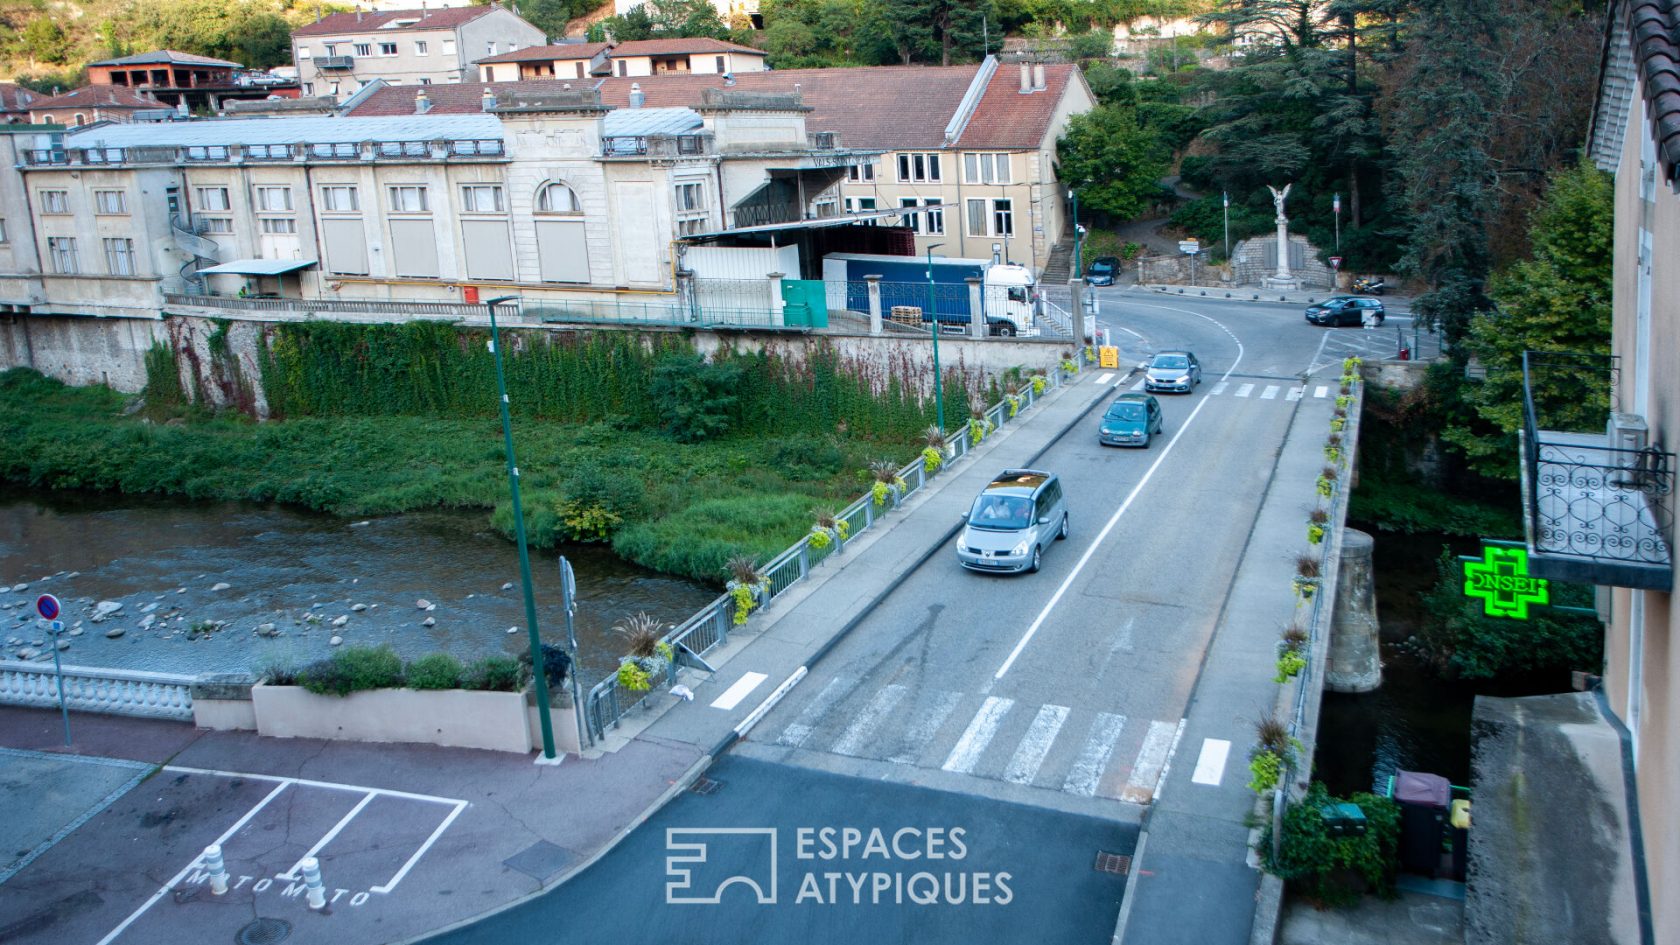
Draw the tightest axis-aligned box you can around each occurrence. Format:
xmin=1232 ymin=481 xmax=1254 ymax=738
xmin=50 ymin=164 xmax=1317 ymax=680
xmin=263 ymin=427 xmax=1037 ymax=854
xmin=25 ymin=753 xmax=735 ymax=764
xmin=27 ymin=87 xmax=174 ymax=126
xmin=477 ymin=42 xmax=611 ymax=82
xmin=597 ymin=39 xmax=769 ymax=77
xmin=292 ymin=6 xmax=547 ymax=101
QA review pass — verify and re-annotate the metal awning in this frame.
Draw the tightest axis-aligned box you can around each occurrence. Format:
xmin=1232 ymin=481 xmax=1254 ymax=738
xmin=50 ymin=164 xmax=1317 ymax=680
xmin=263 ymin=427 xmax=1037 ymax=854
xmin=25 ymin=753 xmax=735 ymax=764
xmin=197 ymin=259 xmax=318 ymax=276
xmin=680 ymin=208 xmax=918 ymax=241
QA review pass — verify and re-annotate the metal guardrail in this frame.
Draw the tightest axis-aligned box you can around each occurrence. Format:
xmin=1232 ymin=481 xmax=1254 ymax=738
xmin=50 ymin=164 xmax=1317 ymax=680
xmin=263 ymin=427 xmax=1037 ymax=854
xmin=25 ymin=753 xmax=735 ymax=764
xmin=0 ymin=659 xmax=195 ymax=721
xmin=583 ymin=349 xmax=1090 ymax=740
xmin=164 ymin=293 xmax=512 ymax=320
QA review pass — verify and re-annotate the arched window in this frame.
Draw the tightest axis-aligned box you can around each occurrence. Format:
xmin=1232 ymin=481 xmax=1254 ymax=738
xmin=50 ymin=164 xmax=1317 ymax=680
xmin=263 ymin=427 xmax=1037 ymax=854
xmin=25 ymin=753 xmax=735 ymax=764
xmin=535 ymin=181 xmax=582 ymax=214
xmin=72 ymin=113 xmax=86 ymax=126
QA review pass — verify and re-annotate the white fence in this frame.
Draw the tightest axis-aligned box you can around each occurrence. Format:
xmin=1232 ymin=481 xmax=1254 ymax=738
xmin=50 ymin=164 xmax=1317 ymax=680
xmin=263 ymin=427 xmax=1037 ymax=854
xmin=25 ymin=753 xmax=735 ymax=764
xmin=0 ymin=660 xmax=195 ymax=722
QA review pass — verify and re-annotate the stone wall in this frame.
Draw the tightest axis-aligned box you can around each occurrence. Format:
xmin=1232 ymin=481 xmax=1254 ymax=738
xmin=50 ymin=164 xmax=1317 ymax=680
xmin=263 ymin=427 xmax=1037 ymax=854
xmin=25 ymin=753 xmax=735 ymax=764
xmin=0 ymin=314 xmax=164 ymax=392
xmin=1231 ymin=234 xmax=1336 ymax=290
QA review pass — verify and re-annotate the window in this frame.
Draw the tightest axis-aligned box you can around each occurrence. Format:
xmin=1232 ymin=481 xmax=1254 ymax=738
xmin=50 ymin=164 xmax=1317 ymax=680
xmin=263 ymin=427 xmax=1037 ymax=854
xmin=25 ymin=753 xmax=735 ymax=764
xmin=899 ymin=198 xmax=922 ymax=234
xmin=460 ymin=184 xmax=505 ymax=213
xmin=844 ymin=196 xmax=877 ymax=225
xmin=536 ymin=182 xmax=582 ymax=214
xmin=194 ymin=187 xmax=231 ymax=212
xmin=47 ymin=237 xmax=79 ymax=274
xmin=103 ymin=238 xmax=135 ymax=276
xmin=913 ymin=197 xmax=944 ymax=234
xmin=260 ymin=217 xmax=298 ymax=234
xmin=415 ymin=41 xmax=429 ymax=56
xmin=0 ymin=218 xmax=7 ymax=243
xmin=675 ymin=182 xmax=705 ymax=212
xmin=895 ymin=152 xmax=942 ymax=183
xmin=255 ymin=186 xmax=293 ymax=212
xmin=442 ymin=39 xmax=456 ymax=57
xmin=39 ymin=190 xmax=70 ymax=214
xmin=418 ymin=77 xmax=431 ymax=85
xmin=378 ymin=42 xmax=397 ymax=56
xmin=992 ymin=198 xmax=1014 ymax=237
xmin=94 ymin=190 xmax=127 ymax=215
xmin=199 ymin=217 xmax=233 ymax=234
xmin=354 ymin=43 xmax=372 ymax=57
xmin=848 ymin=162 xmax=875 ymax=183
xmin=72 ymin=113 xmax=86 ymax=126
xmin=716 ymin=56 xmax=725 ymax=71
xmin=387 ymin=185 xmax=429 ymax=212
xmin=965 ymin=198 xmax=1013 ymax=237
xmin=298 ymin=47 xmax=312 ymax=59
xmin=320 ymin=185 xmax=360 ymax=212
xmin=963 ymin=153 xmax=1012 ymax=184
xmin=329 ymin=81 xmax=341 ymax=96
xmin=323 ymin=43 xmax=337 ymax=56
xmin=966 ymin=198 xmax=985 ymax=236
xmin=487 ymin=42 xmax=498 ymax=56
xmin=616 ymin=59 xmax=627 ymax=77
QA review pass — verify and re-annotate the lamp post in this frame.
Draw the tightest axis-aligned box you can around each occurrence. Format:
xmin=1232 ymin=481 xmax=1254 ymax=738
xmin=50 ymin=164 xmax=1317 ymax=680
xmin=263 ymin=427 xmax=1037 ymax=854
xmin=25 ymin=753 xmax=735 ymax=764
xmin=1333 ymin=192 xmax=1341 ymax=252
xmin=1068 ymin=188 xmax=1082 ymax=279
xmin=926 ymin=243 xmax=945 ymax=432
xmin=1222 ymin=190 xmax=1230 ymax=260
xmin=486 ymin=295 xmax=557 ymax=761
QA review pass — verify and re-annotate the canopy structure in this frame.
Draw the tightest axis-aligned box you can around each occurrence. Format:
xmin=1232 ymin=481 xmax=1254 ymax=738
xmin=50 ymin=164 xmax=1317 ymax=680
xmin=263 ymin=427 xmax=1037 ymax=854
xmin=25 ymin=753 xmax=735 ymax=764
xmin=197 ymin=259 xmax=318 ymax=276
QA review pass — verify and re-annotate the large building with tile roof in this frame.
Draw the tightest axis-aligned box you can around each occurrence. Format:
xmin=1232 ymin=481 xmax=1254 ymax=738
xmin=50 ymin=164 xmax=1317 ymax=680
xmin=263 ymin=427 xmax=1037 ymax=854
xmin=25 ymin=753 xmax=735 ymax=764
xmin=351 ymin=57 xmax=1095 ymax=269
xmin=291 ymin=5 xmax=546 ymax=101
xmin=26 ymin=86 xmax=174 ymax=126
xmin=0 ymin=83 xmax=38 ymax=123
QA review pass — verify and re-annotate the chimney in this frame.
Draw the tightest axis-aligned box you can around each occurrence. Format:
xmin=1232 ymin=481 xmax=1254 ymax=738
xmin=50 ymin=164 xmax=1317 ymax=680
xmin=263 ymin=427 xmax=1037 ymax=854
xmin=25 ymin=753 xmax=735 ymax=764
xmin=356 ymin=9 xmax=362 ymax=22
xmin=481 ymin=88 xmax=497 ymax=111
xmin=1033 ymin=62 xmax=1046 ymax=91
xmin=628 ymin=82 xmax=644 ymax=108
xmin=415 ymin=88 xmax=431 ymax=114
xmin=1018 ymin=59 xmax=1031 ymax=94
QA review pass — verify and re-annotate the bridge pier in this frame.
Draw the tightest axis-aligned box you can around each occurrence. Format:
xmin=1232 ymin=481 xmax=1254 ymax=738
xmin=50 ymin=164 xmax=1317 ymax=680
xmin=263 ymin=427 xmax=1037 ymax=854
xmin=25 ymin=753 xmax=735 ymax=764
xmin=1326 ymin=528 xmax=1382 ymax=692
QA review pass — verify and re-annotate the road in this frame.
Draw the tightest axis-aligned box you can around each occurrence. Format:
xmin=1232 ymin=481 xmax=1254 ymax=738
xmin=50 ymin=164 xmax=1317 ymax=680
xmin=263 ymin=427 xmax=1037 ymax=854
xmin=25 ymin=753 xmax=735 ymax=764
xmin=430 ymin=292 xmax=1360 ymax=945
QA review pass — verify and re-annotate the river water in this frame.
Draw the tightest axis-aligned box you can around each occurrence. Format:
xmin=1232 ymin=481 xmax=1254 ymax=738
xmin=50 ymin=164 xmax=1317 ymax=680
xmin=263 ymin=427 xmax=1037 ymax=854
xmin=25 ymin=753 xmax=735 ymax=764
xmin=0 ymin=488 xmax=718 ymax=684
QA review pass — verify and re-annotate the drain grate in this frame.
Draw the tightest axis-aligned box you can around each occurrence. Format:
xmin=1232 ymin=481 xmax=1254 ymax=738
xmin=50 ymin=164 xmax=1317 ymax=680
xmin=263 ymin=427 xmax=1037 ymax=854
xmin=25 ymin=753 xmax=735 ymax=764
xmin=235 ymin=918 xmax=292 ymax=945
xmin=1093 ymin=852 xmax=1131 ymax=875
xmin=690 ymin=777 xmax=723 ymax=796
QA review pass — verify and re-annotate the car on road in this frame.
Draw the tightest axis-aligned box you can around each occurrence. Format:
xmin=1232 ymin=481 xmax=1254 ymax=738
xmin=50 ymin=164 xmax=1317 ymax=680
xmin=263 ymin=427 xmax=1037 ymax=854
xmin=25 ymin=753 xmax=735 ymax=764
xmin=1098 ymin=393 xmax=1162 ymax=447
xmin=956 ymin=469 xmax=1068 ymax=574
xmin=1084 ymin=256 xmax=1121 ymax=286
xmin=1143 ymin=351 xmax=1201 ymax=393
xmin=1304 ymin=296 xmax=1385 ymax=327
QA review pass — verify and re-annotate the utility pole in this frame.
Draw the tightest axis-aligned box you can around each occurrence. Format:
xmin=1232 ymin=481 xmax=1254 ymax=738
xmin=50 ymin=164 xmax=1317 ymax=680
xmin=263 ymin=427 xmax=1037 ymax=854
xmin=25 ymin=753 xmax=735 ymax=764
xmin=1069 ymin=188 xmax=1082 ymax=279
xmin=926 ymin=243 xmax=946 ymax=432
xmin=1222 ymin=190 xmax=1230 ymax=260
xmin=1333 ymin=192 xmax=1341 ymax=252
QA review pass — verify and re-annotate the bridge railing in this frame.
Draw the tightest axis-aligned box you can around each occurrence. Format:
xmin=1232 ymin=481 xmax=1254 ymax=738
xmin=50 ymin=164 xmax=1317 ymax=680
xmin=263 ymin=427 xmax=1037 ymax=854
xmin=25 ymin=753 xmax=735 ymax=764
xmin=0 ymin=659 xmax=196 ymax=721
xmin=584 ymin=348 xmax=1093 ymax=741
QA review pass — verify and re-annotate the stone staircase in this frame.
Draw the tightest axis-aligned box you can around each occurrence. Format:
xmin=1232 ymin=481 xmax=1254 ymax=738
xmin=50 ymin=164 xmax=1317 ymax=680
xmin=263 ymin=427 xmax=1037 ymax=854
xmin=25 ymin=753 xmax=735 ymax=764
xmin=1042 ymin=239 xmax=1074 ymax=285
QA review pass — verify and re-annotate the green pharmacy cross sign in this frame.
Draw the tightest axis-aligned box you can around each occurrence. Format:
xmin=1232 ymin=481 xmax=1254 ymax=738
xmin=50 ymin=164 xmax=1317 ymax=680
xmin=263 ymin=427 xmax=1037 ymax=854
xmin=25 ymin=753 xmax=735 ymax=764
xmin=1461 ymin=543 xmax=1550 ymax=619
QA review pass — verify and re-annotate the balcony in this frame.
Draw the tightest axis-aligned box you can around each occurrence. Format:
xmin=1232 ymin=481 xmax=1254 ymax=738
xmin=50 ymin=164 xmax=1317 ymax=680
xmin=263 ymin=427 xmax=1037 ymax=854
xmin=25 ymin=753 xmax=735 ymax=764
xmin=600 ymin=133 xmax=712 ymax=158
xmin=20 ymin=141 xmax=503 ymax=169
xmin=1520 ymin=352 xmax=1674 ymax=590
xmin=316 ymin=56 xmax=355 ymax=71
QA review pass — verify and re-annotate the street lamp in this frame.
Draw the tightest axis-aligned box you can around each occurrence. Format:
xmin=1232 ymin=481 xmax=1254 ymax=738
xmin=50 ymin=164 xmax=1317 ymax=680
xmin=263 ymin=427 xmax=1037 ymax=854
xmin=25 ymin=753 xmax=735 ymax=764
xmin=1333 ymin=192 xmax=1341 ymax=252
xmin=1222 ymin=190 xmax=1230 ymax=260
xmin=1068 ymin=188 xmax=1082 ymax=280
xmin=485 ymin=295 xmax=557 ymax=761
xmin=926 ymin=243 xmax=945 ymax=433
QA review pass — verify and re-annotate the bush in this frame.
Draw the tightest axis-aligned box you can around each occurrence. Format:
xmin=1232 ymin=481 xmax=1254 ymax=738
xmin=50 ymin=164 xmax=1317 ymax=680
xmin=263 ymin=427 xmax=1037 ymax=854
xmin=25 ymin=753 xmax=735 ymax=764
xmin=406 ymin=652 xmax=464 ymax=690
xmin=556 ymin=462 xmax=646 ymax=542
xmin=1265 ymin=783 xmax=1402 ymax=906
xmin=521 ymin=642 xmax=572 ymax=688
xmin=613 ymin=492 xmax=815 ymax=584
xmin=648 ymin=352 xmax=741 ymax=442
xmin=296 ymin=645 xmax=406 ymax=696
xmin=461 ymin=655 xmax=525 ymax=692
xmin=1410 ymin=548 xmax=1602 ymax=679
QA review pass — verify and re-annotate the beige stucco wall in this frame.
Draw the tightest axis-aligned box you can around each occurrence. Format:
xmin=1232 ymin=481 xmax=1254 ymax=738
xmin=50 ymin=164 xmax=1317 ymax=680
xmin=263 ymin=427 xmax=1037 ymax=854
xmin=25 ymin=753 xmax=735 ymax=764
xmin=252 ymin=684 xmax=534 ymax=753
xmin=1607 ymin=77 xmax=1680 ymax=945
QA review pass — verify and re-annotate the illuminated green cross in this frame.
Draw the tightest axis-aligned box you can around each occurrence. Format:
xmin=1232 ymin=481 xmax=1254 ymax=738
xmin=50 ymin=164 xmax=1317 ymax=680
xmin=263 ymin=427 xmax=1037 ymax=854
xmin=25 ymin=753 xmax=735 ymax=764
xmin=1462 ymin=546 xmax=1549 ymax=619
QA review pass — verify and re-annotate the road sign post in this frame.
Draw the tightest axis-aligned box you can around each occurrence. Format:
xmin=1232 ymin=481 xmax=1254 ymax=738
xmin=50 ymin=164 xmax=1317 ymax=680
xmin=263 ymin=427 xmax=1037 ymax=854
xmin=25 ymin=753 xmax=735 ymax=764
xmin=558 ymin=556 xmax=592 ymax=749
xmin=37 ymin=594 xmax=71 ymax=746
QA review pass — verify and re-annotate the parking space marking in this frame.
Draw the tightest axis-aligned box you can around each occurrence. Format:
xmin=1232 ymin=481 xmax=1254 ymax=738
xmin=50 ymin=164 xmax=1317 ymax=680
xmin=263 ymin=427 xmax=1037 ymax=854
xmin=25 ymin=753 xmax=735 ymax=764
xmin=279 ymin=790 xmax=377 ymax=879
xmin=1191 ymin=738 xmax=1232 ymax=786
xmin=711 ymin=671 xmax=769 ymax=710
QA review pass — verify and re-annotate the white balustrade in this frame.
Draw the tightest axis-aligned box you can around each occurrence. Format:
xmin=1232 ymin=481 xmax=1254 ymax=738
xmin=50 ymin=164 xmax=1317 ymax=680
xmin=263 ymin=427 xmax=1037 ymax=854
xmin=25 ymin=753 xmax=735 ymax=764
xmin=0 ymin=660 xmax=195 ymax=721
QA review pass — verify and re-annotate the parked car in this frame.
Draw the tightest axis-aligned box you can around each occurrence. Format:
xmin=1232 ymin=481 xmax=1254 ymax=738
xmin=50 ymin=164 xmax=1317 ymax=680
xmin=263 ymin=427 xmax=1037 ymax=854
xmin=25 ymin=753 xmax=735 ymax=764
xmin=1099 ymin=393 xmax=1163 ymax=447
xmin=956 ymin=469 xmax=1068 ymax=574
xmin=1144 ymin=351 xmax=1201 ymax=393
xmin=1305 ymin=296 xmax=1385 ymax=327
xmin=1085 ymin=256 xmax=1121 ymax=286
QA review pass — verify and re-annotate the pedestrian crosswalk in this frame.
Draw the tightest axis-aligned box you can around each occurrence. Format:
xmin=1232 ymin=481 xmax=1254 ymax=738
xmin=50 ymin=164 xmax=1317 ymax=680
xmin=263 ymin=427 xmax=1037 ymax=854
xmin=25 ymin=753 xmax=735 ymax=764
xmin=762 ymin=675 xmax=1185 ymax=806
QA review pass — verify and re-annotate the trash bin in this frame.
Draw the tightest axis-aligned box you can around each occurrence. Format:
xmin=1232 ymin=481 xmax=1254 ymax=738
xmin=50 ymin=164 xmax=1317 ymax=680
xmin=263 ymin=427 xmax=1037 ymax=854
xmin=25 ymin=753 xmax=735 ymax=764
xmin=1449 ymin=799 xmax=1471 ymax=881
xmin=1394 ymin=770 xmax=1451 ymax=876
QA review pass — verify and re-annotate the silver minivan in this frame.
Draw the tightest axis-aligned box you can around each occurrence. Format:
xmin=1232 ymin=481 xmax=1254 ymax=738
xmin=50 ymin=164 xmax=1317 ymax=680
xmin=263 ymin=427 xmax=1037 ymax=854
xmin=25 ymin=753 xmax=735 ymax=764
xmin=956 ymin=469 xmax=1069 ymax=574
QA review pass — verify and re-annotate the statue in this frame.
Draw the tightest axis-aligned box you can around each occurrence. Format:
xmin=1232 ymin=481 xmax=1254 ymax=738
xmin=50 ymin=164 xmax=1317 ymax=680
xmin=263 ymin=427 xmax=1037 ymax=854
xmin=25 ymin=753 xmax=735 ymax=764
xmin=1265 ymin=183 xmax=1299 ymax=289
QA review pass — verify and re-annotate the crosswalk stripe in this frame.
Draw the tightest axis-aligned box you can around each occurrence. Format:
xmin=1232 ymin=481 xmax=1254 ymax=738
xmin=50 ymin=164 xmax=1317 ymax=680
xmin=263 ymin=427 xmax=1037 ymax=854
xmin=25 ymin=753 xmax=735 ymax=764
xmin=1314 ymin=385 xmax=1329 ymax=398
xmin=1095 ymin=372 xmax=1115 ymax=385
xmin=1191 ymin=738 xmax=1232 ymax=786
xmin=775 ymin=676 xmax=850 ymax=748
xmin=1210 ymin=381 xmax=1228 ymax=395
xmin=1260 ymin=385 xmax=1280 ymax=400
xmin=1235 ymin=383 xmax=1255 ymax=398
xmin=1063 ymin=712 xmax=1126 ymax=797
xmin=1130 ymin=379 xmax=1147 ymax=392
xmin=1286 ymin=387 xmax=1304 ymax=401
xmin=831 ymin=684 xmax=909 ymax=757
xmin=942 ymin=696 xmax=1014 ymax=774
xmin=886 ymin=690 xmax=965 ymax=765
xmin=1002 ymin=704 xmax=1070 ymax=785
xmin=1120 ymin=720 xmax=1179 ymax=803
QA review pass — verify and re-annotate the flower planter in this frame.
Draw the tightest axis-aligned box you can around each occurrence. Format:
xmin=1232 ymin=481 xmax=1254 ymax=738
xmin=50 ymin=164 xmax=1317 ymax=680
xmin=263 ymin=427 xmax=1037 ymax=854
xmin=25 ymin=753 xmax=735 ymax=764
xmin=251 ymin=683 xmax=533 ymax=753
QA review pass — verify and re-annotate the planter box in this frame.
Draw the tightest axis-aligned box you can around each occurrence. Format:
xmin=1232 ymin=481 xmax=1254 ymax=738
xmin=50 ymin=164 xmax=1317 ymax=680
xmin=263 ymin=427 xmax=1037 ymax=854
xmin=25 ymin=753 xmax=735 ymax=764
xmin=252 ymin=684 xmax=532 ymax=754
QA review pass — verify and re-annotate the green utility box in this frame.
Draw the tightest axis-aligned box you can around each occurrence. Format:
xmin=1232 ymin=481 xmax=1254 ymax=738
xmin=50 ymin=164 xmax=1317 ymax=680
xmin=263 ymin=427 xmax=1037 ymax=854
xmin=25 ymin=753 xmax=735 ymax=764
xmin=1319 ymin=802 xmax=1368 ymax=837
xmin=780 ymin=279 xmax=829 ymax=328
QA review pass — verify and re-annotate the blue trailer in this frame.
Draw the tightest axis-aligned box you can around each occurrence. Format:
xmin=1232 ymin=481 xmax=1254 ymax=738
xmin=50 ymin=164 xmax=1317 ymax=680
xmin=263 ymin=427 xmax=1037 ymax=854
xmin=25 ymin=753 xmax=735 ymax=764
xmin=821 ymin=253 xmax=1041 ymax=336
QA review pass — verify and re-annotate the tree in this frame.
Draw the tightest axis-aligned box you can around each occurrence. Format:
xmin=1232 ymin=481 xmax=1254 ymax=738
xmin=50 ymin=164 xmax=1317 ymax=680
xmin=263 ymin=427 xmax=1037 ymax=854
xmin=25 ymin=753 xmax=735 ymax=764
xmin=519 ymin=0 xmax=599 ymax=39
xmin=1056 ymin=104 xmax=1170 ymax=221
xmin=597 ymin=0 xmax=728 ymax=42
xmin=20 ymin=16 xmax=70 ymax=65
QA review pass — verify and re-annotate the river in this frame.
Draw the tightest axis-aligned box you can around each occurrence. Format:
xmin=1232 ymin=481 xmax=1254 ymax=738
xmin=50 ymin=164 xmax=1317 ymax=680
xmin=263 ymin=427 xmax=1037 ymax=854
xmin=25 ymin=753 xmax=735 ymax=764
xmin=0 ymin=488 xmax=718 ymax=685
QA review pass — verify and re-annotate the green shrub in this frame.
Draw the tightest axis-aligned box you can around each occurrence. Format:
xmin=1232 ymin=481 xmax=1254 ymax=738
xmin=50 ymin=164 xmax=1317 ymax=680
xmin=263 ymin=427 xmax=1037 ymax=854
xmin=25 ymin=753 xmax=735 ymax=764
xmin=296 ymin=658 xmax=352 ymax=696
xmin=461 ymin=655 xmax=525 ymax=692
xmin=1265 ymin=784 xmax=1402 ymax=906
xmin=648 ymin=352 xmax=741 ymax=442
xmin=613 ymin=492 xmax=814 ymax=584
xmin=299 ymin=645 xmax=404 ymax=696
xmin=406 ymin=652 xmax=464 ymax=690
xmin=556 ymin=462 xmax=646 ymax=542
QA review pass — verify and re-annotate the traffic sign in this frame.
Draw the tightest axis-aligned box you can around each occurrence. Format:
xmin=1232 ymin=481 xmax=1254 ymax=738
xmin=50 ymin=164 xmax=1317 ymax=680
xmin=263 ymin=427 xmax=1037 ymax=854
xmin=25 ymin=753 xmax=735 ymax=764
xmin=36 ymin=594 xmax=60 ymax=621
xmin=1329 ymin=256 xmax=1343 ymax=270
xmin=1178 ymin=239 xmax=1200 ymax=255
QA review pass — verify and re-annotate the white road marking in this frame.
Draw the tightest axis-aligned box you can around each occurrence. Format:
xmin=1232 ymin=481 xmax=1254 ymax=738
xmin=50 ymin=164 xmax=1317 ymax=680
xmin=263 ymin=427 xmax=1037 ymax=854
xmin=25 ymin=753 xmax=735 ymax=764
xmin=1130 ymin=378 xmax=1147 ymax=391
xmin=1235 ymin=383 xmax=1255 ymax=398
xmin=734 ymin=666 xmax=807 ymax=739
xmin=1002 ymin=704 xmax=1070 ymax=785
xmin=775 ymin=675 xmax=849 ymax=747
xmin=710 ymin=671 xmax=769 ymax=710
xmin=370 ymin=800 xmax=468 ymax=894
xmin=942 ymin=696 xmax=1014 ymax=774
xmin=1287 ymin=387 xmax=1304 ymax=401
xmin=1191 ymin=738 xmax=1232 ymax=786
xmin=831 ymin=684 xmax=909 ymax=756
xmin=1260 ymin=385 xmax=1280 ymax=400
xmin=1063 ymin=713 xmax=1127 ymax=798
xmin=1120 ymin=720 xmax=1179 ymax=803
xmin=1211 ymin=381 xmax=1228 ymax=395
xmin=887 ymin=690 xmax=964 ymax=765
xmin=1095 ymin=372 xmax=1115 ymax=385
xmin=1154 ymin=719 xmax=1189 ymax=803
xmin=279 ymin=790 xmax=376 ymax=879
xmin=990 ymin=309 xmax=1246 ymax=683
xmin=1314 ymin=385 xmax=1329 ymax=398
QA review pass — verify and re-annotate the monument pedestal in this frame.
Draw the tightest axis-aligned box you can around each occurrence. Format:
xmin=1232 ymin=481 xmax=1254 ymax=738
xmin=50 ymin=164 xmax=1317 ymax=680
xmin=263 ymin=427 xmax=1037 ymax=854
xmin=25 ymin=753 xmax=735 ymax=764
xmin=1264 ymin=275 xmax=1301 ymax=291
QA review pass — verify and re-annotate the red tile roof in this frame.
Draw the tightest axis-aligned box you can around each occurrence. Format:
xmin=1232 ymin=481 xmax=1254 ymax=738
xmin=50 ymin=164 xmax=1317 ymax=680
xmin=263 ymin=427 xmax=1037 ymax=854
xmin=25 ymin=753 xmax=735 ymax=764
xmin=28 ymin=86 xmax=165 ymax=110
xmin=476 ymin=42 xmax=609 ymax=65
xmin=89 ymin=49 xmax=242 ymax=68
xmin=293 ymin=7 xmax=494 ymax=36
xmin=608 ymin=38 xmax=767 ymax=58
xmin=347 ymin=62 xmax=1082 ymax=151
xmin=0 ymin=82 xmax=37 ymax=115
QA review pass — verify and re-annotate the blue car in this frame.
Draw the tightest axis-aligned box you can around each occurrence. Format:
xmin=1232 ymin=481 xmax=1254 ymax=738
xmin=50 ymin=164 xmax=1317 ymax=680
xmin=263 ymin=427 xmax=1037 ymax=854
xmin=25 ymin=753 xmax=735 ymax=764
xmin=1085 ymin=256 xmax=1120 ymax=286
xmin=1098 ymin=393 xmax=1163 ymax=447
